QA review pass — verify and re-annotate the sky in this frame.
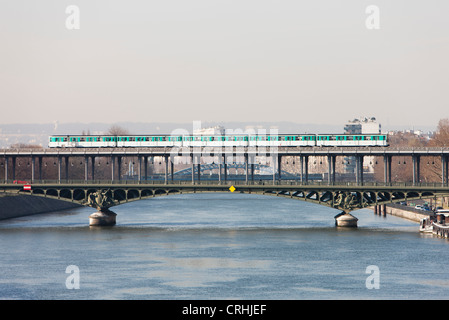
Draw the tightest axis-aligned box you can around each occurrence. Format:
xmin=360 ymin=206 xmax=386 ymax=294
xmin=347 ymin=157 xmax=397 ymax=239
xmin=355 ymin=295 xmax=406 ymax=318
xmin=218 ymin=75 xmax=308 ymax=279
xmin=0 ymin=0 xmax=448 ymax=129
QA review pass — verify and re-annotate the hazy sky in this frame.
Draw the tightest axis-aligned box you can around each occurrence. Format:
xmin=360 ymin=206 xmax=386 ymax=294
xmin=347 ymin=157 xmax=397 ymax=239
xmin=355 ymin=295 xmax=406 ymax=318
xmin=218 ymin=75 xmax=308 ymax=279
xmin=0 ymin=0 xmax=448 ymax=129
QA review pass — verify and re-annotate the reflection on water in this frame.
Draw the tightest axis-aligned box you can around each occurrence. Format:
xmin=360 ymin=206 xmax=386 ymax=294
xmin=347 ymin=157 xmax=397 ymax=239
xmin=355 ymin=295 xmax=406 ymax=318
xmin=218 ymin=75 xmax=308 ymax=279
xmin=0 ymin=193 xmax=448 ymax=300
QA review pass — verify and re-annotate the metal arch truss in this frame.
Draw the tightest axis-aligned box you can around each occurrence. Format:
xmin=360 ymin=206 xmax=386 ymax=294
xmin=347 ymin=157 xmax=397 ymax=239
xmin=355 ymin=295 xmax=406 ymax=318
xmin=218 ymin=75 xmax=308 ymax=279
xmin=174 ymin=163 xmax=297 ymax=178
xmin=2 ymin=182 xmax=449 ymax=213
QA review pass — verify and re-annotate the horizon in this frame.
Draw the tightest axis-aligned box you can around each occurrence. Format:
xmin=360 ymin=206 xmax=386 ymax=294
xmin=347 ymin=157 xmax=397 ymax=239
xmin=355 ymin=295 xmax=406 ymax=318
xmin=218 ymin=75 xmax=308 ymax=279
xmin=1 ymin=1 xmax=449 ymax=127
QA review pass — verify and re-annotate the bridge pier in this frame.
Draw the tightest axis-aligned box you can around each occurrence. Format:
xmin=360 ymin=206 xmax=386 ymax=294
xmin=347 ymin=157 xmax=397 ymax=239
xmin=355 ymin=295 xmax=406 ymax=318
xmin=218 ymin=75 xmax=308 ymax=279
xmin=334 ymin=211 xmax=358 ymax=227
xmin=89 ymin=209 xmax=117 ymax=226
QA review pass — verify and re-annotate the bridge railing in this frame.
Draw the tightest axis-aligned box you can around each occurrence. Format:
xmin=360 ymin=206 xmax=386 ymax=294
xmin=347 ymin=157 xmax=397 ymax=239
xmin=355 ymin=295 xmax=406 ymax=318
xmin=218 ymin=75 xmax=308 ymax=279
xmin=1 ymin=179 xmax=448 ymax=188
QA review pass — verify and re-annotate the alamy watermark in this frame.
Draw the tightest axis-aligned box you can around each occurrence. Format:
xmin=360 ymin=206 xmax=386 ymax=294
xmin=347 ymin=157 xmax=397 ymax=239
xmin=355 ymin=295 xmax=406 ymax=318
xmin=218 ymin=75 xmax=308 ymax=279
xmin=365 ymin=5 xmax=380 ymax=30
xmin=65 ymin=265 xmax=80 ymax=289
xmin=65 ymin=5 xmax=80 ymax=30
xmin=365 ymin=265 xmax=380 ymax=289
xmin=168 ymin=121 xmax=279 ymax=166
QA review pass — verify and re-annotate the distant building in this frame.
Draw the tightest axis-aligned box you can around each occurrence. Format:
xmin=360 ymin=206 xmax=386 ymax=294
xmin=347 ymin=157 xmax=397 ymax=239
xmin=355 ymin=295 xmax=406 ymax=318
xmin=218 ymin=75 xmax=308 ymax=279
xmin=344 ymin=117 xmax=381 ymax=174
xmin=193 ymin=126 xmax=225 ymax=136
xmin=344 ymin=117 xmax=381 ymax=135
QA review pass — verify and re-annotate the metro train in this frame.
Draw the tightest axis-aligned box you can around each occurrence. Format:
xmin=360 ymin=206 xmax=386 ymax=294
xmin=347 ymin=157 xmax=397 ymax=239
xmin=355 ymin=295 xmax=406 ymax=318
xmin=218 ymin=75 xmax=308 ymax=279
xmin=48 ymin=133 xmax=388 ymax=148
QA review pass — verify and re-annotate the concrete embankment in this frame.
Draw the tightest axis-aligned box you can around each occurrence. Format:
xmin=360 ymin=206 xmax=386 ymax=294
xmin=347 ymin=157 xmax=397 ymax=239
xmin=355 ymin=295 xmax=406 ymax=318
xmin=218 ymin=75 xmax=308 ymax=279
xmin=0 ymin=194 xmax=82 ymax=220
xmin=375 ymin=203 xmax=432 ymax=223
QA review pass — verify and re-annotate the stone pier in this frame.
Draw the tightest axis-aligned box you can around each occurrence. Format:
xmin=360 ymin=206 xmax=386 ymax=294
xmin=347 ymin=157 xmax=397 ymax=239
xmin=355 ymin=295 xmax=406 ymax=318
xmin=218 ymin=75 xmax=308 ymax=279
xmin=89 ymin=210 xmax=117 ymax=226
xmin=334 ymin=212 xmax=358 ymax=227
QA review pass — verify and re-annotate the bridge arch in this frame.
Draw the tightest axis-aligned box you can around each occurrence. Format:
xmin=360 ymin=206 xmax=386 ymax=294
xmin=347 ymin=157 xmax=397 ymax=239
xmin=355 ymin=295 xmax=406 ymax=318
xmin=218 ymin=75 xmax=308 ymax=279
xmin=59 ymin=188 xmax=72 ymax=200
xmin=73 ymin=189 xmax=86 ymax=201
xmin=4 ymin=183 xmax=449 ymax=219
xmin=127 ymin=189 xmax=140 ymax=200
xmin=141 ymin=189 xmax=153 ymax=198
xmin=114 ymin=189 xmax=127 ymax=202
xmin=46 ymin=188 xmax=59 ymax=198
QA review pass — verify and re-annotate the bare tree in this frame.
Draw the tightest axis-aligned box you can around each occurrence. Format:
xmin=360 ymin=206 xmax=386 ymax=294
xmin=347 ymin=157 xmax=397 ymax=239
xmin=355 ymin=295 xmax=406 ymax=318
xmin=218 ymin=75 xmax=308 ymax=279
xmin=432 ymin=118 xmax=449 ymax=147
xmin=107 ymin=125 xmax=130 ymax=136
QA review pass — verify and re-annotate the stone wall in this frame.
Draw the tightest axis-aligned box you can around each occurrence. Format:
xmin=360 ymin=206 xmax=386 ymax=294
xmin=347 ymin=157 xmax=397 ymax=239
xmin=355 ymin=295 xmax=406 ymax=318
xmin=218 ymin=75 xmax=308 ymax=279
xmin=382 ymin=203 xmax=431 ymax=222
xmin=0 ymin=194 xmax=82 ymax=220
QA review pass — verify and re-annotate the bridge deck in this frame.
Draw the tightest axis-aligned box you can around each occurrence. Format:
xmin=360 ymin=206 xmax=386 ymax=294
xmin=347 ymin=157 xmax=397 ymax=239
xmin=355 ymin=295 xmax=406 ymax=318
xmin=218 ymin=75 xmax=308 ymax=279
xmin=1 ymin=181 xmax=448 ymax=214
xmin=2 ymin=146 xmax=449 ymax=157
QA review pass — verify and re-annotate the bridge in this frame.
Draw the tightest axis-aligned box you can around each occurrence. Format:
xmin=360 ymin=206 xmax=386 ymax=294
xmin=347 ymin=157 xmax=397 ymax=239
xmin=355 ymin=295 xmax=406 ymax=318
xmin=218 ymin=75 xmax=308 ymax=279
xmin=1 ymin=180 xmax=448 ymax=226
xmin=1 ymin=146 xmax=449 ymax=226
xmin=1 ymin=146 xmax=449 ymax=185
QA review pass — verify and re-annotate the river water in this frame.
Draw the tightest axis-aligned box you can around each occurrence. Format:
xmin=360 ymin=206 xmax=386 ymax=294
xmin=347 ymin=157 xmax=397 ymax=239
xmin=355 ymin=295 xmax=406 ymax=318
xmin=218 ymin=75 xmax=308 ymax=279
xmin=1 ymin=193 xmax=448 ymax=300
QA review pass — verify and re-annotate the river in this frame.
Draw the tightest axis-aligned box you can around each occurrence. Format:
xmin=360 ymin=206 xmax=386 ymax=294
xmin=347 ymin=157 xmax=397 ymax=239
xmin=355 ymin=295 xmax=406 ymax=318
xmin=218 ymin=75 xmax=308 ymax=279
xmin=1 ymin=193 xmax=448 ymax=300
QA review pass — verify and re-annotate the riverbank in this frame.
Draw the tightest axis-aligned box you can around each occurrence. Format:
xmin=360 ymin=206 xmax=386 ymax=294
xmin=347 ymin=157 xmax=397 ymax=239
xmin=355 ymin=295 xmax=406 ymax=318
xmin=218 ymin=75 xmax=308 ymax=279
xmin=374 ymin=203 xmax=432 ymax=223
xmin=0 ymin=194 xmax=82 ymax=220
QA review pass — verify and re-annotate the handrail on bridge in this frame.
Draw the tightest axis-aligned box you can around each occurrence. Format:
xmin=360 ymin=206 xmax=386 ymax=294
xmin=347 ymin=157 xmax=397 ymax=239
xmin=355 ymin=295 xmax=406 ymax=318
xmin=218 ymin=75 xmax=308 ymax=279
xmin=1 ymin=179 xmax=449 ymax=188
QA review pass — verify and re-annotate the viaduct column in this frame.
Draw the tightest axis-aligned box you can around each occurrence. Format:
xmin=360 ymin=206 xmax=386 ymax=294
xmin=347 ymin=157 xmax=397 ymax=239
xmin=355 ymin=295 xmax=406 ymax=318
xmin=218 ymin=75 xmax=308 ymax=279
xmin=138 ymin=156 xmax=142 ymax=182
xmin=84 ymin=156 xmax=89 ymax=182
xmin=224 ymin=155 xmax=228 ymax=183
xmin=384 ymin=155 xmax=392 ymax=185
xmin=65 ymin=156 xmax=69 ymax=182
xmin=31 ymin=156 xmax=35 ymax=183
xmin=412 ymin=155 xmax=421 ymax=185
xmin=12 ymin=157 xmax=16 ymax=181
xmin=144 ymin=156 xmax=148 ymax=181
xmin=191 ymin=154 xmax=195 ymax=184
xmin=327 ymin=155 xmax=336 ymax=185
xmin=278 ymin=155 xmax=282 ymax=182
xmin=91 ymin=156 xmax=95 ymax=181
xmin=38 ymin=157 xmax=42 ymax=181
xmin=171 ymin=157 xmax=174 ymax=182
xmin=245 ymin=154 xmax=249 ymax=184
xmin=58 ymin=156 xmax=62 ymax=183
xmin=218 ymin=154 xmax=222 ymax=183
xmin=251 ymin=155 xmax=255 ymax=182
xmin=304 ymin=156 xmax=309 ymax=184
xmin=117 ymin=156 xmax=122 ymax=182
xmin=442 ymin=155 xmax=448 ymax=186
xmin=111 ymin=156 xmax=115 ymax=181
xmin=31 ymin=156 xmax=36 ymax=183
xmin=4 ymin=156 xmax=8 ymax=182
xmin=358 ymin=155 xmax=364 ymax=185
xmin=164 ymin=155 xmax=169 ymax=184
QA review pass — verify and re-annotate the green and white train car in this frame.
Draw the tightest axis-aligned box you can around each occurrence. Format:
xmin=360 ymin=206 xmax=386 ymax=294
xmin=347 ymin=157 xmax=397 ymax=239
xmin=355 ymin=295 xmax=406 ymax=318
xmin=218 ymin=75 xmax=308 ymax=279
xmin=48 ymin=133 xmax=388 ymax=148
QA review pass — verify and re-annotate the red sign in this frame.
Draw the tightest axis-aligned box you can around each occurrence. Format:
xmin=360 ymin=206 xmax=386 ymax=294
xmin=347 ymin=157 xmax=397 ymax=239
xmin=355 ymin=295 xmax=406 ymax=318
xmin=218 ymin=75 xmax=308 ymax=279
xmin=23 ymin=185 xmax=32 ymax=191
